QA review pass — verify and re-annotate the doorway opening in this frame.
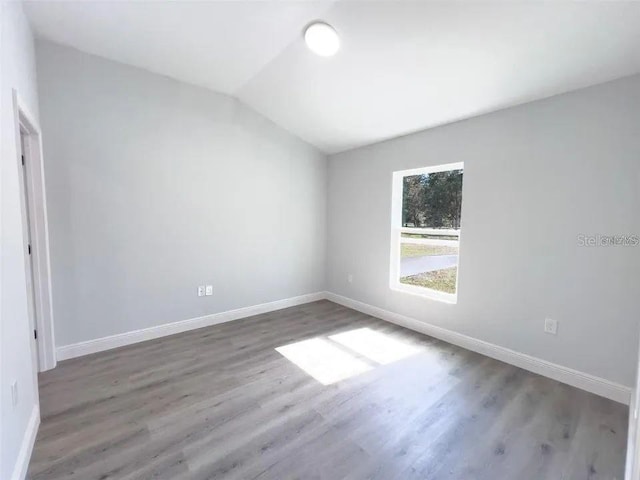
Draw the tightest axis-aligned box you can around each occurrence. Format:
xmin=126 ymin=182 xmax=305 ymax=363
xmin=18 ymin=129 xmax=40 ymax=370
xmin=13 ymin=89 xmax=56 ymax=372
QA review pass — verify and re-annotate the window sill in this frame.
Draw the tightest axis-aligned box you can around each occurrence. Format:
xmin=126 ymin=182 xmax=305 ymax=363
xmin=390 ymin=282 xmax=458 ymax=304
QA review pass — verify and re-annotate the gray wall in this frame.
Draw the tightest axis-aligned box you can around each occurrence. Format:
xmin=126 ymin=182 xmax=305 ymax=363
xmin=1 ymin=2 xmax=41 ymax=478
xmin=34 ymin=39 xmax=640 ymax=388
xmin=327 ymin=75 xmax=640 ymax=387
xmin=37 ymin=42 xmax=327 ymax=348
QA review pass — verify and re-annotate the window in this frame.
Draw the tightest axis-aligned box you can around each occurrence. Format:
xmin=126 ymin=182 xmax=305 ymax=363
xmin=390 ymin=162 xmax=464 ymax=303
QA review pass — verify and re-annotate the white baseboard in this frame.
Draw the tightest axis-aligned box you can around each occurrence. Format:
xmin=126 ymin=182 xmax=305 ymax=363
xmin=11 ymin=404 xmax=40 ymax=480
xmin=55 ymin=289 xmax=631 ymax=405
xmin=57 ymin=292 xmax=325 ymax=361
xmin=325 ymin=291 xmax=631 ymax=405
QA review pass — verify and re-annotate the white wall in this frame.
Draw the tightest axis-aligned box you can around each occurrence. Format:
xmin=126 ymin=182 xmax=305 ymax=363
xmin=0 ymin=2 xmax=41 ymax=479
xmin=327 ymin=75 xmax=640 ymax=387
xmin=36 ymin=42 xmax=327 ymax=349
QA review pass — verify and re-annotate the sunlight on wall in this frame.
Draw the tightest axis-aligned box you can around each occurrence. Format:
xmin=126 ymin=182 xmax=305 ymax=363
xmin=275 ymin=328 xmax=424 ymax=385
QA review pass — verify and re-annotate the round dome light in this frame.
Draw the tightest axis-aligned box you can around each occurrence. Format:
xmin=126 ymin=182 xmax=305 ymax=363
xmin=304 ymin=22 xmax=340 ymax=57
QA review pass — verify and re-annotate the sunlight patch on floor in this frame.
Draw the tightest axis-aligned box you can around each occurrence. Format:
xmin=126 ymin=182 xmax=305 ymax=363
xmin=276 ymin=337 xmax=372 ymax=385
xmin=329 ymin=327 xmax=423 ymax=365
xmin=276 ymin=328 xmax=423 ymax=385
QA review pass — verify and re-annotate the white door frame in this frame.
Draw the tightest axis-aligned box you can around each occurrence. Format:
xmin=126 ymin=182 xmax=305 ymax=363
xmin=13 ymin=89 xmax=57 ymax=372
xmin=626 ymin=330 xmax=640 ymax=480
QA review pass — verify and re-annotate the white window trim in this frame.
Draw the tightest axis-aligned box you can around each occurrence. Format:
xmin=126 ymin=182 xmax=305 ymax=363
xmin=389 ymin=162 xmax=464 ymax=304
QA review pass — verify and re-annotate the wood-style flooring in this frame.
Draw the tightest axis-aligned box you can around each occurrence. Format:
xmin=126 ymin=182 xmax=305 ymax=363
xmin=28 ymin=300 xmax=628 ymax=479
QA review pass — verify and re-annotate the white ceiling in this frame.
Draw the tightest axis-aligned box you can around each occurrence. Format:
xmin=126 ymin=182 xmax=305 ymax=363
xmin=24 ymin=1 xmax=640 ymax=154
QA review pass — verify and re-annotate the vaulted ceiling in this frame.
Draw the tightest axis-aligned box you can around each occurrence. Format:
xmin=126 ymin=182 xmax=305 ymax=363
xmin=24 ymin=1 xmax=640 ymax=154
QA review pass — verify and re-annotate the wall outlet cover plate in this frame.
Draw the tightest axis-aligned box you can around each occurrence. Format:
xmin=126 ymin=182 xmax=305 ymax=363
xmin=544 ymin=318 xmax=558 ymax=335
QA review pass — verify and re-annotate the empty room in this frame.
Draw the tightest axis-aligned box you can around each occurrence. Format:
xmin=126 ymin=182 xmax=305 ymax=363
xmin=2 ymin=1 xmax=640 ymax=479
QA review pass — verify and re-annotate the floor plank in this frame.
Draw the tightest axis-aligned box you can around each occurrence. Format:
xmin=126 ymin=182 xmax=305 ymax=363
xmin=28 ymin=300 xmax=628 ymax=479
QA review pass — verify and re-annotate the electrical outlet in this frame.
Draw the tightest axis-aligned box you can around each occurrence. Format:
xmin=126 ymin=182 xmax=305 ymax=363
xmin=347 ymin=274 xmax=353 ymax=284
xmin=544 ymin=318 xmax=558 ymax=335
xmin=205 ymin=285 xmax=213 ymax=296
xmin=197 ymin=286 xmax=205 ymax=297
xmin=11 ymin=381 xmax=18 ymax=407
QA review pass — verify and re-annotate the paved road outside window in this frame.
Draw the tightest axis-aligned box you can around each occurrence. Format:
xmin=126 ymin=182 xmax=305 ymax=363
xmin=400 ymin=255 xmax=458 ymax=277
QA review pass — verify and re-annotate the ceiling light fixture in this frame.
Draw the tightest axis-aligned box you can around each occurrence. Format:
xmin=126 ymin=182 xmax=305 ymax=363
xmin=304 ymin=22 xmax=340 ymax=57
